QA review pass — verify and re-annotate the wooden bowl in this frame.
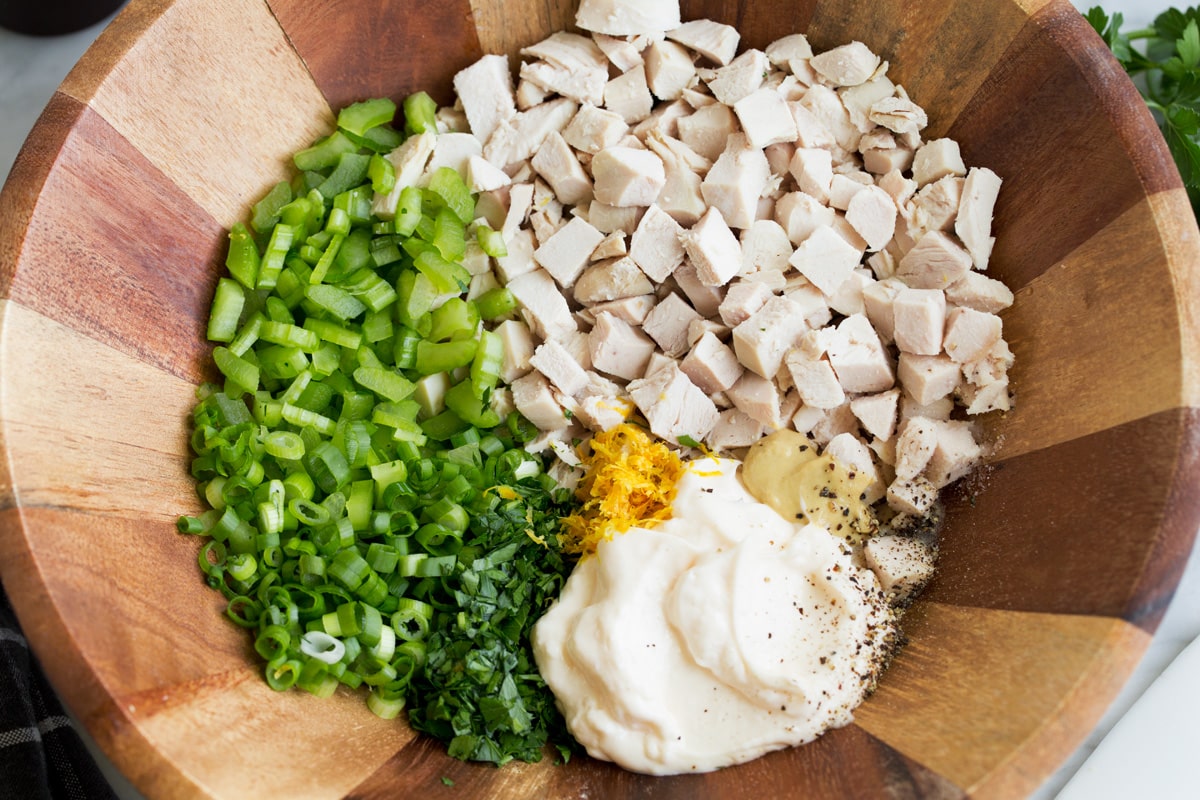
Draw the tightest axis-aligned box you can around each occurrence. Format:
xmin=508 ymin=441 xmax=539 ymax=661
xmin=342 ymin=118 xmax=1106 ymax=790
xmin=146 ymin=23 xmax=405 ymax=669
xmin=2 ymin=0 xmax=1198 ymax=797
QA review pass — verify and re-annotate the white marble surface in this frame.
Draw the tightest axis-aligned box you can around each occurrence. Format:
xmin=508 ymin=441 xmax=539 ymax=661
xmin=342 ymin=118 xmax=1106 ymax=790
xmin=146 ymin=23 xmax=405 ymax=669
xmin=0 ymin=2 xmax=1196 ymax=799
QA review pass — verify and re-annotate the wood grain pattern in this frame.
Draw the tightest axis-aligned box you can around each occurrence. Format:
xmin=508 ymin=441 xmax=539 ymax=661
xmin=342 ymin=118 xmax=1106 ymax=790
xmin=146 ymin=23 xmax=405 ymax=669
xmin=64 ymin=0 xmax=332 ymax=230
xmin=855 ymin=603 xmax=1149 ymax=798
xmin=272 ymin=0 xmax=486 ymax=109
xmin=0 ymin=0 xmax=1198 ymax=798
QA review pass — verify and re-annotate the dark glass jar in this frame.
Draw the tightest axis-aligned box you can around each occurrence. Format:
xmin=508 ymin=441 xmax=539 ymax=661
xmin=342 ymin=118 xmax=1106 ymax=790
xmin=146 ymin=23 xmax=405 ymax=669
xmin=0 ymin=0 xmax=127 ymax=36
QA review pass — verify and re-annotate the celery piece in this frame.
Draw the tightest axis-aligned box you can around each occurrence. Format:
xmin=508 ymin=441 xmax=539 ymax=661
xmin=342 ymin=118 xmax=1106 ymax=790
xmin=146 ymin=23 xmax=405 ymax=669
xmin=432 ymin=208 xmax=466 ymax=262
xmin=225 ymin=222 xmax=261 ymax=289
xmin=208 ymin=278 xmax=246 ymax=343
xmin=337 ymin=98 xmax=397 ymax=137
xmin=426 ymin=167 xmax=474 ymax=224
xmin=394 ymin=187 xmax=423 ymax=236
xmin=415 ymin=340 xmax=477 ymax=375
xmin=344 ymin=124 xmax=404 ymax=154
xmin=309 ymin=233 xmax=345 ymax=286
xmin=474 ymin=223 xmax=507 ymax=258
xmin=368 ymin=153 xmax=396 ymax=195
xmin=306 ymin=283 xmax=368 ymax=322
xmin=469 ymin=330 xmax=503 ymax=399
xmin=414 ymin=250 xmax=470 ymax=295
xmin=334 ymin=186 xmax=373 ymax=226
xmin=294 ymin=131 xmax=358 ymax=171
xmin=473 ymin=287 xmax=517 ymax=321
xmin=258 ymin=223 xmax=298 ymax=290
xmin=396 ymin=270 xmax=438 ymax=329
xmin=403 ymin=92 xmax=438 ymax=135
xmin=444 ymin=380 xmax=500 ymax=428
xmin=318 ymin=152 xmax=372 ymax=199
xmin=428 ymin=298 xmax=479 ymax=343
xmin=335 ymin=227 xmax=374 ymax=276
xmin=251 ymin=181 xmax=293 ymax=234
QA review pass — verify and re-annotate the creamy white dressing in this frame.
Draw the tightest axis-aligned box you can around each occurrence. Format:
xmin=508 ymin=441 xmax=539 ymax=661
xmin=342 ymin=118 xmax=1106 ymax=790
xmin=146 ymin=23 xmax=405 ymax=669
xmin=532 ymin=457 xmax=896 ymax=775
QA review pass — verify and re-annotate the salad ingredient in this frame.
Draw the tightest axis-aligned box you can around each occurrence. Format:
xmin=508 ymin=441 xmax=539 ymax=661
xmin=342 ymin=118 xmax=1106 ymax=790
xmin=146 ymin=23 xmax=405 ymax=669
xmin=533 ymin=457 xmax=896 ymax=775
xmin=183 ymin=96 xmax=582 ymax=766
xmin=1086 ymin=6 xmax=1200 ymax=214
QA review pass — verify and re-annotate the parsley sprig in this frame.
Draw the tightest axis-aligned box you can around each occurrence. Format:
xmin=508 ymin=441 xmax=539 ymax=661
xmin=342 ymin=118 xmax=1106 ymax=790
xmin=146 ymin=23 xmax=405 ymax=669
xmin=1086 ymin=6 xmax=1200 ymax=212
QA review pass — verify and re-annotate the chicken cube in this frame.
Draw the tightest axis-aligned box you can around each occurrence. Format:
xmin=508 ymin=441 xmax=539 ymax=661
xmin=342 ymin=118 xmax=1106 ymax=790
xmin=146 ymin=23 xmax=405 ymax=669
xmin=732 ymin=294 xmax=812 ymax=378
xmin=495 ymin=319 xmax=535 ymax=383
xmin=775 ymin=191 xmax=838 ymax=245
xmin=892 ymin=288 xmax=946 ymax=355
xmin=850 ymin=388 xmax=900 ymax=441
xmin=897 ymin=352 xmax=960 ymax=406
xmin=667 ymin=19 xmax=741 ymax=65
xmin=870 ymin=95 xmax=928 ymax=137
xmin=789 ymin=147 xmax=834 ymax=204
xmin=739 ymin=219 xmax=793 ymax=276
xmin=944 ymin=270 xmax=1014 ymax=314
xmin=673 ymin=262 xmax=727 ymax=317
xmin=531 ymin=131 xmax=593 ymax=206
xmin=453 ymin=54 xmax=516 ymax=143
xmin=925 ymin=419 xmax=982 ymax=487
xmin=645 ymin=40 xmax=696 ymax=101
xmin=627 ymin=362 xmax=720 ymax=445
xmin=824 ymin=432 xmax=884 ymax=503
xmin=575 ymin=0 xmax=681 ymax=36
xmin=912 ymin=138 xmax=967 ymax=187
xmin=494 ymin=228 xmax=537 ymax=283
xmin=788 ymin=225 xmax=864 ymax=297
xmin=701 ymin=133 xmax=773 ymax=229
xmin=826 ymin=313 xmax=894 ymax=393
xmin=784 ymin=344 xmax=846 ymax=410
xmin=530 ymin=338 xmax=590 ymax=397
xmin=589 ymin=311 xmax=657 ymax=380
xmin=893 ymin=416 xmax=938 ymax=481
xmin=593 ymin=32 xmax=644 ymax=72
xmin=845 ymin=184 xmax=897 ymax=252
xmin=604 ymin=64 xmax=654 ymax=123
xmin=589 ymin=294 xmax=658 ymax=325
xmin=643 ymin=292 xmax=704 ymax=357
xmin=706 ymin=48 xmax=769 ymax=105
xmin=484 ymin=98 xmax=578 ymax=169
xmin=726 ymin=370 xmax=787 ymax=428
xmin=573 ymin=256 xmax=655 ymax=305
xmin=512 ymin=372 xmax=570 ymax=431
xmin=586 ymin=201 xmax=644 ymax=234
xmin=864 ymin=534 xmax=936 ymax=601
xmin=896 ymin=230 xmax=972 ymax=289
xmin=507 ymin=268 xmax=578 ymax=339
xmin=943 ymin=307 xmax=1003 ymax=364
xmin=592 ymin=146 xmax=666 ymax=206
xmin=809 ymin=41 xmax=881 ymax=87
xmin=373 ymin=131 xmax=436 ymax=219
xmin=681 ymin=206 xmax=742 ymax=286
xmin=708 ymin=408 xmax=767 ymax=449
xmin=955 ymin=166 xmax=1002 ymax=270
xmin=563 ymin=103 xmax=631 ymax=154
xmin=718 ymin=279 xmax=773 ymax=327
xmin=765 ymin=33 xmax=813 ymax=66
xmin=733 ymin=88 xmax=799 ymax=149
xmin=628 ymin=204 xmax=686 ymax=281
xmin=827 ymin=267 xmax=874 ymax=317
xmin=533 ymin=216 xmax=605 ymax=288
xmin=680 ymin=331 xmax=744 ymax=393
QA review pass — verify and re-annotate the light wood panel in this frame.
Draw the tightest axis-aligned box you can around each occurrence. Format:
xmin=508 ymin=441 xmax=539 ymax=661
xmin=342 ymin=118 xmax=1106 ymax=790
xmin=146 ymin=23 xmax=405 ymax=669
xmin=0 ymin=0 xmax=1197 ymax=798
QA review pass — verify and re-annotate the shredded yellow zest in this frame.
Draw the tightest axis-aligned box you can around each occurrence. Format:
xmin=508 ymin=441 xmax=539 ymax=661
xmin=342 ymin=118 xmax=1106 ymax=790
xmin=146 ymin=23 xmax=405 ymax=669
xmin=558 ymin=424 xmax=685 ymax=555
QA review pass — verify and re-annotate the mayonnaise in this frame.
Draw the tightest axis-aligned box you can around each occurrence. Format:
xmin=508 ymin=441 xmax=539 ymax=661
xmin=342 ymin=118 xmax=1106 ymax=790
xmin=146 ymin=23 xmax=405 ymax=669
xmin=532 ymin=457 xmax=897 ymax=775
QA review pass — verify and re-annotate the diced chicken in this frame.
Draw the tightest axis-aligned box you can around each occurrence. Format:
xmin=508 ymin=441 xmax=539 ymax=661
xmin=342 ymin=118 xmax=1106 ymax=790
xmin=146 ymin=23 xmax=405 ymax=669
xmin=809 ymin=41 xmax=880 ymax=87
xmin=462 ymin=242 xmax=492 ymax=278
xmin=863 ymin=146 xmax=914 ymax=176
xmin=494 ymin=228 xmax=538 ymax=282
xmin=645 ymin=130 xmax=712 ymax=177
xmin=733 ymin=88 xmax=799 ymax=149
xmin=896 ymin=230 xmax=972 ymax=289
xmin=739 ymin=219 xmax=793 ymax=276
xmin=869 ymin=95 xmax=928 ymax=137
xmin=575 ymin=392 xmax=636 ymax=432
xmin=677 ymin=103 xmax=737 ymax=162
xmin=789 ymin=147 xmax=834 ymax=204
xmin=643 ymin=291 xmax=704 ymax=356
xmin=495 ymin=319 xmax=535 ymax=383
xmin=784 ymin=342 xmax=846 ymax=409
xmin=701 ymin=133 xmax=772 ymax=229
xmin=592 ymin=146 xmax=666 ymax=207
xmin=604 ymin=64 xmax=654 ymax=123
xmin=893 ymin=416 xmax=938 ymax=481
xmin=892 ymin=288 xmax=946 ymax=355
xmin=633 ymin=98 xmax=692 ymax=141
xmin=732 ymin=294 xmax=811 ymax=378
xmin=529 ymin=131 xmax=593 ymax=206
xmin=533 ymin=216 xmax=605 ymax=288
xmin=645 ymin=40 xmax=696 ymax=101
xmin=423 ymin=133 xmax=484 ymax=186
xmin=840 ymin=76 xmax=896 ymax=132
xmin=484 ymin=98 xmax=578 ymax=169
xmin=825 ymin=432 xmax=884 ymax=503
xmin=706 ymin=48 xmax=769 ymax=105
xmin=466 ymin=155 xmax=512 ymax=192
xmin=765 ymin=33 xmax=813 ymax=66
xmin=530 ymin=338 xmax=590 ymax=396
xmin=586 ymin=201 xmax=644 ymax=234
xmin=878 ymin=168 xmax=918 ymax=208
xmin=959 ymin=378 xmax=1011 ymax=415
xmin=828 ymin=172 xmax=871 ymax=211
xmin=453 ymin=54 xmax=516 ymax=143
xmin=783 ymin=280 xmax=834 ymax=329
xmin=591 ymin=231 xmax=628 ymax=261
xmin=718 ymin=279 xmax=773 ymax=327
xmin=519 ymin=33 xmax=608 ymax=105
xmin=672 ymin=262 xmax=726 ymax=317
xmin=590 ymin=294 xmax=658 ymax=325
xmin=912 ymin=138 xmax=967 ymax=187
xmin=826 ymin=313 xmax=894 ymax=393
xmin=503 ymin=182 xmax=536 ymax=238
xmin=563 ymin=103 xmax=631 ymax=154
xmin=644 ymin=350 xmax=678 ymax=378
xmin=960 ymin=338 xmax=1014 ymax=388
xmin=866 ymin=249 xmax=897 ymax=281
xmin=575 ymin=0 xmax=681 ymax=36
xmin=851 ymin=389 xmax=899 ymax=441
xmin=897 ymin=352 xmax=960 ymax=405
xmin=593 ymin=32 xmax=644 ymax=72
xmin=562 ymin=329 xmax=595 ymax=373
xmin=627 ymin=362 xmax=720 ymax=445
xmin=573 ymin=256 xmax=655 ymax=305
xmin=652 ymin=146 xmax=709 ymax=226
xmin=789 ymin=226 xmax=864 ymax=296
xmin=797 ymin=84 xmax=860 ymax=152
xmin=899 ymin=393 xmax=955 ymax=424
xmin=507 ymin=268 xmax=578 ymax=339
xmin=955 ymin=167 xmax=1002 ymax=270
xmin=775 ymin=191 xmax=837 ymax=245
xmin=924 ymin=419 xmax=982 ymax=487
xmin=589 ymin=311 xmax=657 ymax=380
xmin=726 ymin=370 xmax=786 ymax=428
xmin=667 ymin=19 xmax=741 ymax=65
xmin=708 ymin=408 xmax=767 ymax=449
xmin=943 ymin=307 xmax=1003 ymax=364
xmin=864 ymin=534 xmax=936 ymax=600
xmin=944 ymin=270 xmax=1014 ymax=313
xmin=373 ymin=131 xmax=436 ymax=219
xmin=845 ymin=184 xmax=897 ymax=252
xmin=512 ymin=372 xmax=570 ymax=430
xmin=826 ymin=268 xmax=872 ymax=318
xmin=516 ymin=79 xmax=549 ymax=110
xmin=681 ymin=206 xmax=742 ymax=286
xmin=680 ymin=331 xmax=743 ymax=393
xmin=628 ymin=204 xmax=686 ymax=281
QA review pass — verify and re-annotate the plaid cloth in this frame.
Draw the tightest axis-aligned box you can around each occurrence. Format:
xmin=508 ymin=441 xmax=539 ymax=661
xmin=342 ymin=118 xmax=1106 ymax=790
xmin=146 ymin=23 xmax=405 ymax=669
xmin=0 ymin=583 xmax=118 ymax=800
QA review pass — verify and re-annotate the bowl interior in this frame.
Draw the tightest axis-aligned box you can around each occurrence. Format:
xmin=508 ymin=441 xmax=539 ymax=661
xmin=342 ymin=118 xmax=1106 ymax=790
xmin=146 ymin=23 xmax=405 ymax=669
xmin=1 ymin=0 xmax=1198 ymax=798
